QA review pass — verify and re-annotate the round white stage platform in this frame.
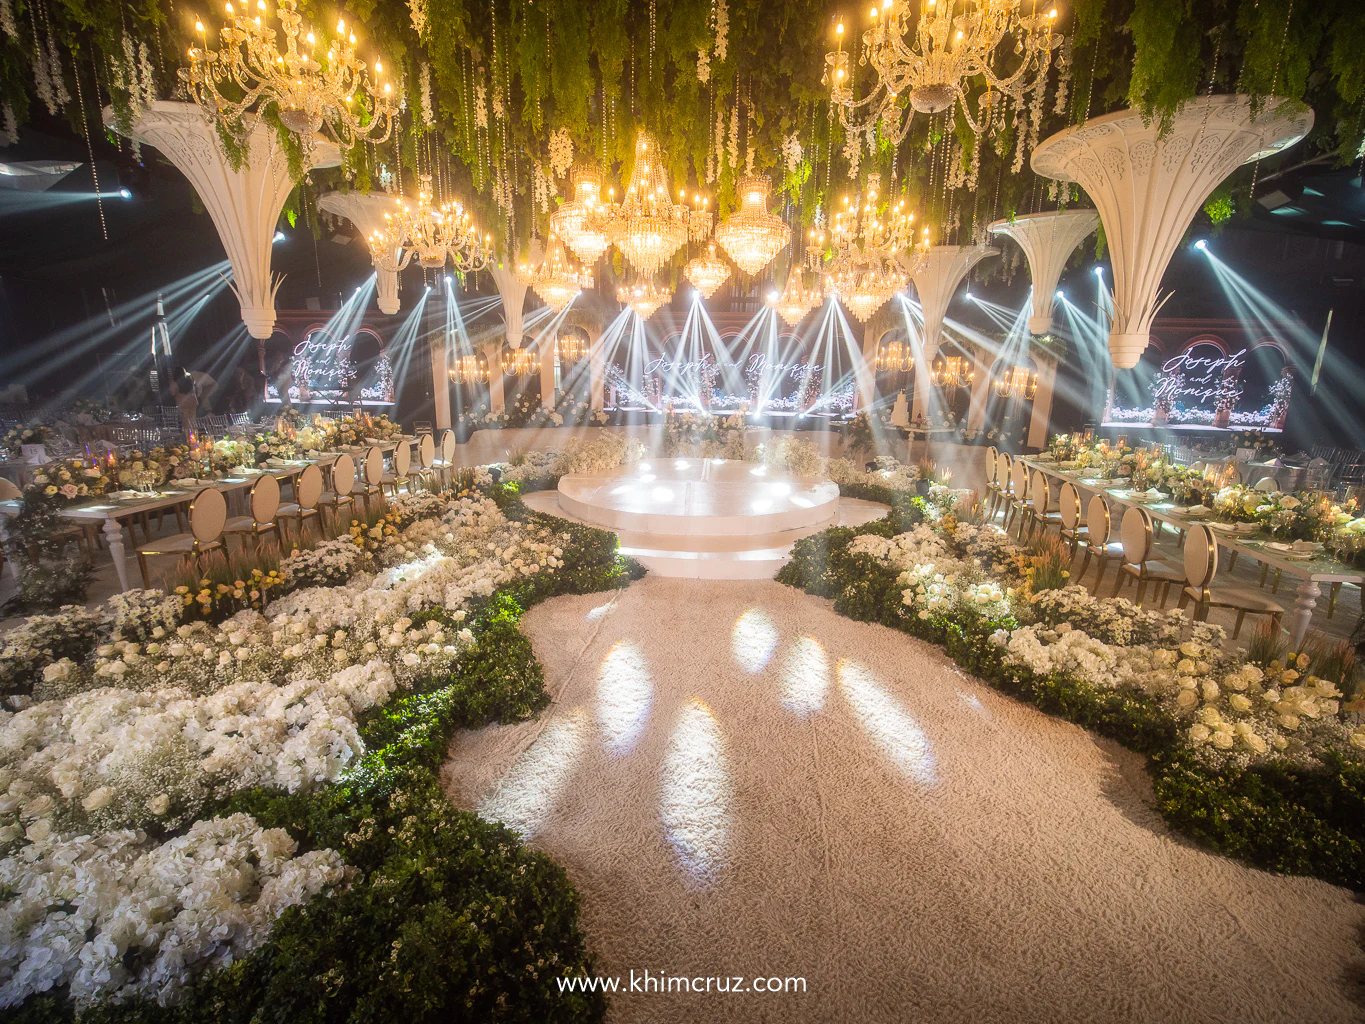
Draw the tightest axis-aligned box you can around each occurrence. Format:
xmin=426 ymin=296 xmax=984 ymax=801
xmin=553 ymin=458 xmax=841 ymax=579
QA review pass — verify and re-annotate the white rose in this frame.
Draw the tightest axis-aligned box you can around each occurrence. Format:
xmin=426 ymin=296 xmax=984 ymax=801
xmin=1278 ymin=713 xmax=1300 ymax=731
xmin=1211 ymin=731 xmax=1235 ymax=750
xmin=1228 ymin=694 xmax=1253 ymax=712
xmin=1201 ymin=680 xmax=1220 ymax=701
xmin=25 ymin=819 xmax=52 ymax=842
xmin=1188 ymin=724 xmax=1211 ymax=742
xmin=82 ymin=786 xmax=114 ymax=811
xmin=146 ymin=793 xmax=171 ymax=815
xmin=1175 ymin=690 xmax=1199 ymax=709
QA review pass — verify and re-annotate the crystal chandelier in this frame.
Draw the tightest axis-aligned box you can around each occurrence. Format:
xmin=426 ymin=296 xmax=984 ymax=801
xmin=522 ymin=235 xmax=593 ymax=311
xmin=618 ymin=280 xmax=673 ymax=320
xmin=502 ymin=346 xmax=540 ymax=376
xmin=930 ymin=353 xmax=975 ymax=389
xmin=714 ymin=175 xmax=791 ymax=277
xmin=771 ymin=273 xmax=823 ymax=326
xmin=369 ymin=175 xmax=493 ymax=273
xmin=823 ymin=1 xmax=1063 ymax=150
xmin=603 ymin=131 xmax=710 ymax=278
xmin=556 ymin=331 xmax=590 ymax=364
xmin=182 ymin=0 xmax=397 ymax=153
xmin=808 ymin=174 xmax=926 ymax=322
xmin=449 ymin=352 xmax=489 ymax=384
xmin=875 ymin=338 xmax=915 ymax=373
xmin=685 ymin=243 xmax=731 ymax=299
xmin=994 ymin=365 xmax=1038 ymax=399
xmin=550 ymin=167 xmax=611 ymax=264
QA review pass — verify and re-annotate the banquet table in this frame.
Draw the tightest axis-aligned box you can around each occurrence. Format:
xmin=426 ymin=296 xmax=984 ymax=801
xmin=0 ymin=438 xmax=413 ymax=592
xmin=1020 ymin=456 xmax=1364 ymax=650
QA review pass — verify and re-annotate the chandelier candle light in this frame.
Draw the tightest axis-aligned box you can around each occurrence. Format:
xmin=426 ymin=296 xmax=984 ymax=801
xmin=618 ymin=280 xmax=673 ymax=320
xmin=714 ymin=175 xmax=791 ymax=277
xmin=773 ymin=272 xmax=824 ymax=326
xmin=369 ymin=174 xmax=492 ymax=273
xmin=449 ymin=352 xmax=490 ymax=384
xmin=825 ymin=0 xmax=1064 ymax=163
xmin=181 ymin=0 xmax=397 ymax=154
xmin=685 ymin=243 xmax=732 ymax=299
xmin=551 ymin=167 xmax=612 ymax=264
xmin=523 ymin=235 xmax=593 ymax=311
xmin=604 ymin=131 xmax=711 ymax=278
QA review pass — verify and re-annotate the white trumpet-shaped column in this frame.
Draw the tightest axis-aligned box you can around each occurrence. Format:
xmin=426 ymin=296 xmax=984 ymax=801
xmin=1031 ymin=94 xmax=1311 ymax=368
xmin=988 ymin=210 xmax=1099 ymax=335
xmin=490 ymin=254 xmax=536 ymax=349
xmin=317 ymin=191 xmax=404 ymax=314
xmin=105 ymin=101 xmax=340 ymax=340
xmin=910 ymin=244 xmax=999 ymax=360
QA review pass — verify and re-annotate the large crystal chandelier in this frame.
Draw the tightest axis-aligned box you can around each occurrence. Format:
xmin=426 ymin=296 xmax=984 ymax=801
xmin=824 ymin=1 xmax=1062 ymax=151
xmin=930 ymin=353 xmax=976 ymax=388
xmin=618 ymin=280 xmax=673 ymax=320
xmin=685 ymin=243 xmax=732 ymax=299
xmin=182 ymin=0 xmax=397 ymax=153
xmin=502 ymin=346 xmax=540 ymax=376
xmin=550 ymin=167 xmax=611 ymax=264
xmin=603 ymin=131 xmax=710 ymax=278
xmin=369 ymin=175 xmax=492 ymax=273
xmin=875 ymin=337 xmax=914 ymax=373
xmin=556 ymin=331 xmax=590 ymax=363
xmin=771 ymin=273 xmax=823 ymax=326
xmin=714 ymin=175 xmax=791 ymax=277
xmin=522 ymin=235 xmax=593 ymax=311
xmin=808 ymin=174 xmax=925 ymax=323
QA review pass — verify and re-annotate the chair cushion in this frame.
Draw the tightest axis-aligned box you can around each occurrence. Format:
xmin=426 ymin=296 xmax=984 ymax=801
xmin=1141 ymin=558 xmax=1186 ymax=581
xmin=137 ymin=533 xmax=220 ymax=556
xmin=317 ymin=491 xmax=353 ymax=505
xmin=277 ymin=503 xmax=314 ymax=517
xmin=1202 ymin=585 xmax=1286 ymax=613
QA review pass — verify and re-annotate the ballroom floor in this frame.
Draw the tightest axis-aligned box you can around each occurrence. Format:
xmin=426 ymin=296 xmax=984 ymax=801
xmin=443 ymin=576 xmax=1365 ymax=1024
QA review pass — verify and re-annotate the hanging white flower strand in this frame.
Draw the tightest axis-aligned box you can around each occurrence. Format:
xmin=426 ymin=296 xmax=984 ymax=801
xmin=548 ymin=127 xmax=573 ymax=178
xmin=0 ymin=0 xmax=16 ymax=38
xmin=783 ymin=131 xmax=802 ymax=176
xmin=727 ymin=93 xmax=740 ymax=171
xmin=408 ymin=0 xmax=429 ymax=39
xmin=708 ymin=96 xmax=722 ymax=183
xmin=714 ymin=0 xmax=728 ymax=62
xmin=420 ymin=62 xmax=435 ymax=127
xmin=1 ymin=103 xmax=16 ymax=146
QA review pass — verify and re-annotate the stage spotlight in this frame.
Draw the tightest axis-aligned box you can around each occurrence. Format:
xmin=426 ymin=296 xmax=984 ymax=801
xmin=1093 ymin=266 xmax=1104 ymax=277
xmin=1194 ymin=238 xmax=1208 ymax=251
xmin=273 ymin=230 xmax=286 ymax=243
xmin=118 ymin=187 xmax=132 ymax=200
xmin=444 ymin=274 xmax=453 ymax=284
xmin=1055 ymin=289 xmax=1065 ymax=300
xmin=964 ymin=289 xmax=973 ymax=301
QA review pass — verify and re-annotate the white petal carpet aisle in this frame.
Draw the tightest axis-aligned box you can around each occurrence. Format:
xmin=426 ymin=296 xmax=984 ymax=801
xmin=443 ymin=576 xmax=1365 ymax=1024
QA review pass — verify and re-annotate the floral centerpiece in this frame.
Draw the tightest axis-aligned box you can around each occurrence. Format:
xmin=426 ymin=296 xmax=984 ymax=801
xmin=3 ymin=423 xmax=49 ymax=456
xmin=31 ymin=457 xmax=111 ymax=500
xmin=662 ymin=408 xmax=746 ymax=459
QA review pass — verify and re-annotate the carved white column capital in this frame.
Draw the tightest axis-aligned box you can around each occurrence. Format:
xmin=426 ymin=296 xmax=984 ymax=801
xmin=104 ymin=101 xmax=341 ymax=340
xmin=1032 ymin=94 xmax=1311 ymax=368
xmin=318 ymin=191 xmax=406 ymax=315
xmin=988 ymin=210 xmax=1100 ymax=336
xmin=910 ymin=244 xmax=998 ymax=362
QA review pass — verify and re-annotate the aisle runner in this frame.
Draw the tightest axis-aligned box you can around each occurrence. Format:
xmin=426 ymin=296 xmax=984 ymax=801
xmin=443 ymin=577 xmax=1364 ymax=1024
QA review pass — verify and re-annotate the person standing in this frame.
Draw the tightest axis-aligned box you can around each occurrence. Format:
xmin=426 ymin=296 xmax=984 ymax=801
xmin=172 ymin=366 xmax=199 ymax=432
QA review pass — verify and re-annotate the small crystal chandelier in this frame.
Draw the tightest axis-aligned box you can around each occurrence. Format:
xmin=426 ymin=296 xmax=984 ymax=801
xmin=370 ymin=175 xmax=493 ymax=273
xmin=714 ymin=175 xmax=791 ymax=277
xmin=685 ymin=243 xmax=731 ymax=299
xmin=808 ymin=174 xmax=925 ymax=322
xmin=618 ymin=280 xmax=673 ymax=320
xmin=556 ymin=331 xmax=589 ymax=363
xmin=550 ymin=167 xmax=611 ymax=264
xmin=522 ymin=235 xmax=593 ymax=311
xmin=824 ymin=1 xmax=1063 ymax=154
xmin=603 ymin=131 xmax=710 ymax=278
xmin=994 ymin=365 xmax=1038 ymax=399
xmin=449 ymin=352 xmax=489 ymax=384
xmin=875 ymin=338 xmax=914 ymax=373
xmin=182 ymin=0 xmax=397 ymax=153
xmin=772 ymin=273 xmax=824 ymax=326
xmin=502 ymin=345 xmax=540 ymax=376
xmin=930 ymin=353 xmax=976 ymax=389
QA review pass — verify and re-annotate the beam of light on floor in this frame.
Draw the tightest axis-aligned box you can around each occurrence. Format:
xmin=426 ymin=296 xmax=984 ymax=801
xmin=837 ymin=658 xmax=938 ymax=787
xmin=659 ymin=698 xmax=731 ymax=885
xmin=476 ymin=708 xmax=591 ymax=839
xmin=596 ymin=639 xmax=655 ymax=756
xmin=781 ymin=635 xmax=830 ymax=717
xmin=731 ymin=607 xmax=779 ymax=674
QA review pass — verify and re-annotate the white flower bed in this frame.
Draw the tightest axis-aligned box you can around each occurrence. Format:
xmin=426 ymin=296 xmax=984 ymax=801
xmin=0 ymin=814 xmax=347 ymax=1009
xmin=855 ymin=516 xmax=1365 ymax=768
xmin=0 ymin=490 xmax=579 ymax=1010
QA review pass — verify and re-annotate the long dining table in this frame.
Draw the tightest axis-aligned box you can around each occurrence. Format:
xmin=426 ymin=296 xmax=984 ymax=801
xmin=0 ymin=438 xmax=414 ymax=592
xmin=1018 ymin=455 xmax=1365 ymax=650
